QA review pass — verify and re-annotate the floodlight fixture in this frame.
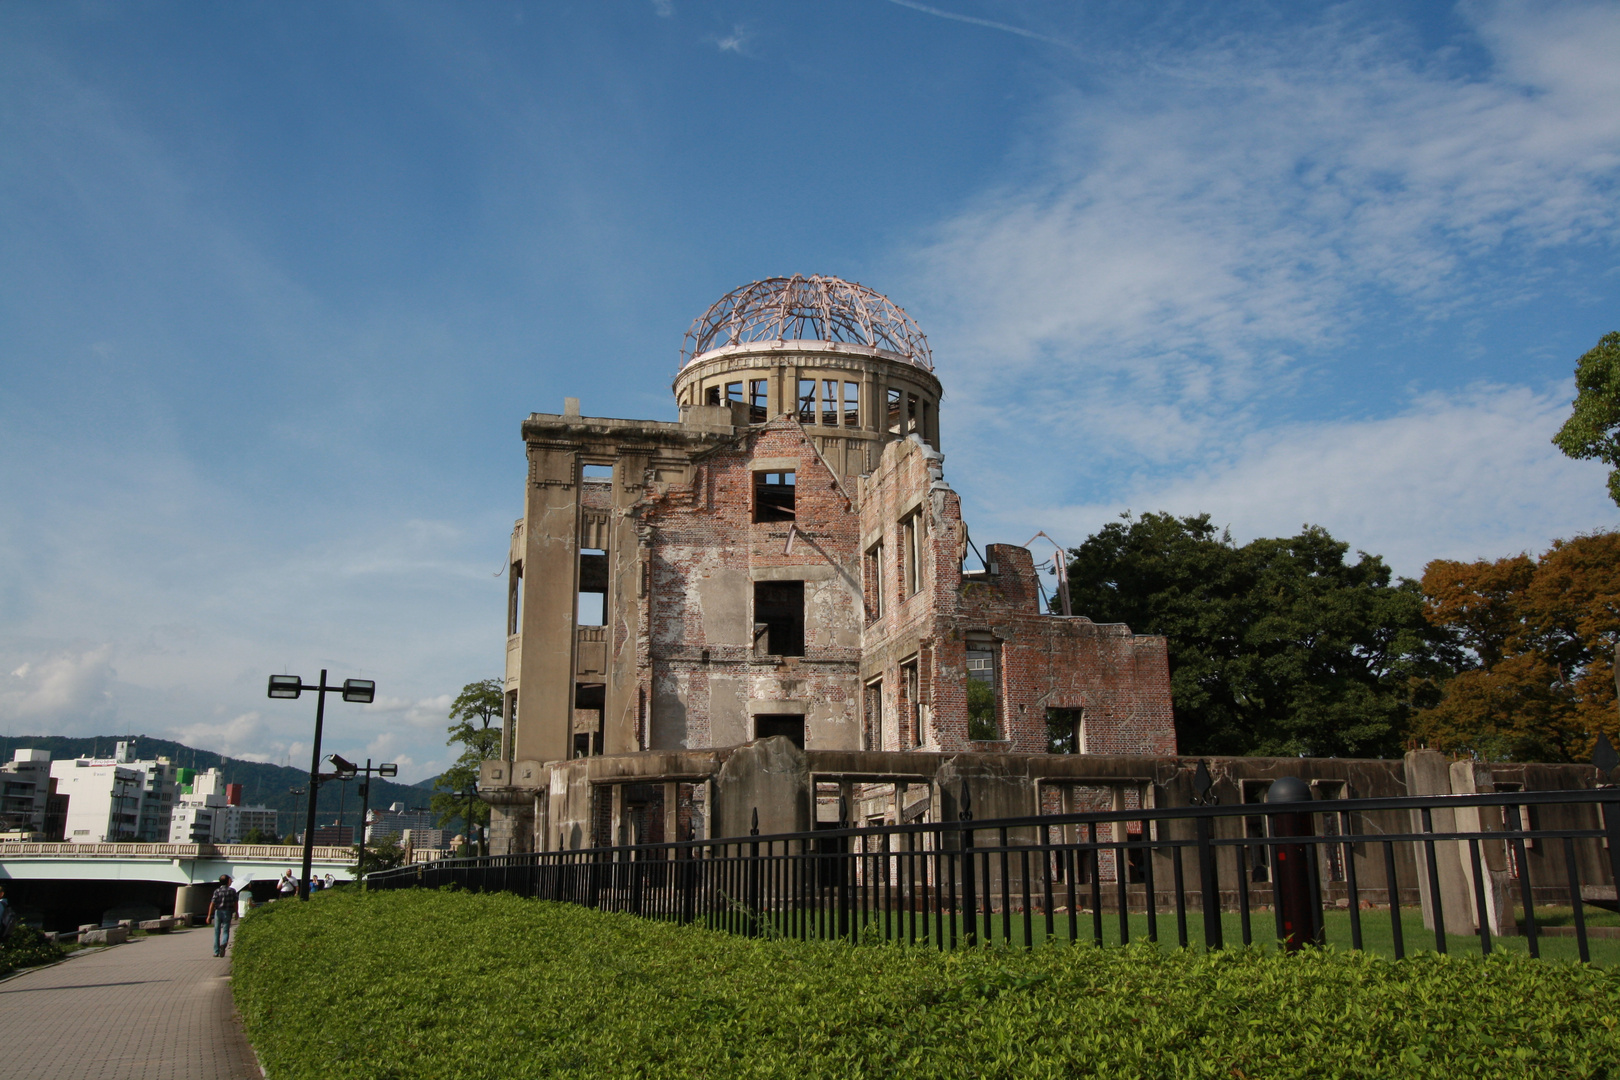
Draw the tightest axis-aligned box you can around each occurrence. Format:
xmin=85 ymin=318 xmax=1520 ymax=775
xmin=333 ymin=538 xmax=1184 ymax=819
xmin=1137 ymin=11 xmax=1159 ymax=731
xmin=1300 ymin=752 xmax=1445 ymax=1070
xmin=268 ymin=675 xmax=303 ymax=699
xmin=329 ymin=754 xmax=358 ymax=776
xmin=379 ymin=763 xmax=398 ymax=778
xmin=341 ymin=679 xmax=375 ymax=704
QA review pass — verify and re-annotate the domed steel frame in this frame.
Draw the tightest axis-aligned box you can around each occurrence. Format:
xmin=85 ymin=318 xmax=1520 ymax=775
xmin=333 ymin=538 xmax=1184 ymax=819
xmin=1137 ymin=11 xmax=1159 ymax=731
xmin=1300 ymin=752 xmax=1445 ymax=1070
xmin=681 ymin=275 xmax=932 ymax=371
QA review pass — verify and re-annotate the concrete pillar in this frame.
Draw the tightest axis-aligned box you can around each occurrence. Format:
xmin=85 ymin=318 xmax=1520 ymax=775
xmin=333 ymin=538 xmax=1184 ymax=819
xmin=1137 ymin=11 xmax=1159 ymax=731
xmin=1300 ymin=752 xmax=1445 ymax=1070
xmin=663 ymin=781 xmax=679 ymax=844
xmin=174 ymin=884 xmax=211 ymax=918
xmin=1449 ymin=760 xmax=1516 ymax=936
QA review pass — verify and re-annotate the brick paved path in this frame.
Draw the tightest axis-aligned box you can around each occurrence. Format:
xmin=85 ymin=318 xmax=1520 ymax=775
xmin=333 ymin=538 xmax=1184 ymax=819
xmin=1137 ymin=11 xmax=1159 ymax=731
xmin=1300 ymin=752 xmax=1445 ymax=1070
xmin=0 ymin=927 xmax=260 ymax=1079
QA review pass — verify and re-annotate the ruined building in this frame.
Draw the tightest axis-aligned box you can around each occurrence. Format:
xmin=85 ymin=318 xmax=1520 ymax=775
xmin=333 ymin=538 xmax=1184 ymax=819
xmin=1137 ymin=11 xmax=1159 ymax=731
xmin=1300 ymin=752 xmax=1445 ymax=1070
xmin=481 ymin=276 xmax=1176 ymax=853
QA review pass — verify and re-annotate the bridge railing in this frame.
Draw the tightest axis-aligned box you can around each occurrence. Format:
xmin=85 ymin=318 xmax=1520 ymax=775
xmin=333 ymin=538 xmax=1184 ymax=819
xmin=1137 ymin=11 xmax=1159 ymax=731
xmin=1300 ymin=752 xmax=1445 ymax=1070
xmin=0 ymin=841 xmax=355 ymax=862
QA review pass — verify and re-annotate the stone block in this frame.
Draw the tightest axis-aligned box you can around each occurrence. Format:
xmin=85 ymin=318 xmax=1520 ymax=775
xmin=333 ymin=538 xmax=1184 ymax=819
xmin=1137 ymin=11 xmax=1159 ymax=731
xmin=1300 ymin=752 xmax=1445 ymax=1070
xmin=137 ymin=918 xmax=175 ymax=933
xmin=79 ymin=927 xmax=129 ymax=946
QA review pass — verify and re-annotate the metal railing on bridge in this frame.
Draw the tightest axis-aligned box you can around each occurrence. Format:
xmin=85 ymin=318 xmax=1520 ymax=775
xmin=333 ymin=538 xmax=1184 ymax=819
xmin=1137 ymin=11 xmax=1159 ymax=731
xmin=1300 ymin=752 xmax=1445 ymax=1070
xmin=365 ymin=785 xmax=1620 ymax=962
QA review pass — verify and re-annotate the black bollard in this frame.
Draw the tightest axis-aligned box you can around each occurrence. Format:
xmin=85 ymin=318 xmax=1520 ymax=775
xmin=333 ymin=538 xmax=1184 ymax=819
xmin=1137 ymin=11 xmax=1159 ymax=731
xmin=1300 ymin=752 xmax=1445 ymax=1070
xmin=1266 ymin=777 xmax=1324 ymax=951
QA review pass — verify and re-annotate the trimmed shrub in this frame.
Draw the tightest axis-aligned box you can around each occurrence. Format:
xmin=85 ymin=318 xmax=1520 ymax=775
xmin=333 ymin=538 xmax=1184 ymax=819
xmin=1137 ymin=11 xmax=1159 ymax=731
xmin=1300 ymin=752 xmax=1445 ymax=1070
xmin=0 ymin=925 xmax=67 ymax=976
xmin=233 ymin=889 xmax=1620 ymax=1079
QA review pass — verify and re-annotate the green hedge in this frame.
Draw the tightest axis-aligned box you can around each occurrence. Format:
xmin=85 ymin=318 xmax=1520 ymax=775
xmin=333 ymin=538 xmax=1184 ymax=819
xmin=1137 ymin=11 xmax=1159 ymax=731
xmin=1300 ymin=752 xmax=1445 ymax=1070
xmin=233 ymin=889 xmax=1620 ymax=1079
xmin=0 ymin=925 xmax=67 ymax=976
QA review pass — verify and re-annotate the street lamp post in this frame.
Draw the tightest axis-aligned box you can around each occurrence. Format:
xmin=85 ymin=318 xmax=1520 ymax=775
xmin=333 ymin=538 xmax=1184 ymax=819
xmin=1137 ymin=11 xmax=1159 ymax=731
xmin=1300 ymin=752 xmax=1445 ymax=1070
xmin=267 ymin=670 xmax=375 ymax=900
xmin=328 ymin=755 xmax=396 ymax=884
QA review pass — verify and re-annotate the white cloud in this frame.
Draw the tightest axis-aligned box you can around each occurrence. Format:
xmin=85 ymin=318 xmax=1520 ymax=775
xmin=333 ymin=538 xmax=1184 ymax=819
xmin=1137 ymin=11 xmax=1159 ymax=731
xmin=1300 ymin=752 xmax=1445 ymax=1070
xmin=0 ymin=646 xmax=116 ymax=728
xmin=1008 ymin=383 xmax=1619 ymax=578
xmin=651 ymin=0 xmax=673 ymax=17
xmin=715 ymin=25 xmax=749 ymax=54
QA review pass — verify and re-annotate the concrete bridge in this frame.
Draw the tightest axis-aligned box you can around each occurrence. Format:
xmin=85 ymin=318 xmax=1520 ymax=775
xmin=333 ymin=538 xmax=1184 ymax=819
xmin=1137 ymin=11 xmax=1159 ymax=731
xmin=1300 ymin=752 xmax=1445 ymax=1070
xmin=0 ymin=841 xmax=361 ymax=929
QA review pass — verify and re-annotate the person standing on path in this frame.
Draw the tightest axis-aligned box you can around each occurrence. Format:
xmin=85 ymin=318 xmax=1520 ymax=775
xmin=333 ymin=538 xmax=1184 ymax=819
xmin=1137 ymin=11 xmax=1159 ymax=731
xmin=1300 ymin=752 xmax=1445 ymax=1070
xmin=277 ymin=869 xmax=296 ymax=899
xmin=205 ymin=875 xmax=238 ymax=958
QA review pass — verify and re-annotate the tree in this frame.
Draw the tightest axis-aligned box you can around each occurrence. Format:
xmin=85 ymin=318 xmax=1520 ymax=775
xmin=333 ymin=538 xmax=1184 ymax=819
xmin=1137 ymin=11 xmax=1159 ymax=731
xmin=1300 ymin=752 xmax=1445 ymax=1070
xmin=1412 ymin=531 xmax=1620 ymax=762
xmin=354 ymin=836 xmax=405 ymax=877
xmin=1066 ymin=513 xmax=1455 ymax=757
xmin=240 ymin=826 xmax=272 ymax=845
xmin=1553 ymin=331 xmax=1620 ymax=505
xmin=431 ymin=679 xmax=503 ymax=842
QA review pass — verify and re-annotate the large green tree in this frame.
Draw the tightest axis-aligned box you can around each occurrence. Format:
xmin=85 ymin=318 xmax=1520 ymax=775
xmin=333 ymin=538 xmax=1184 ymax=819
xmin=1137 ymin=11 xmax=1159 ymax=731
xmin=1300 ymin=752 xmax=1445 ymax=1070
xmin=431 ymin=678 xmax=503 ymax=848
xmin=1553 ymin=331 xmax=1620 ymax=505
xmin=1066 ymin=513 xmax=1456 ymax=757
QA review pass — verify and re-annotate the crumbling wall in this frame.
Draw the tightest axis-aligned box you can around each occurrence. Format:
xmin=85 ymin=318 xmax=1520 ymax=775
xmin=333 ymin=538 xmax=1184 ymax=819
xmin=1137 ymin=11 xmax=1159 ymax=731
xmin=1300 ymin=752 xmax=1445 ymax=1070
xmin=642 ymin=420 xmax=864 ymax=751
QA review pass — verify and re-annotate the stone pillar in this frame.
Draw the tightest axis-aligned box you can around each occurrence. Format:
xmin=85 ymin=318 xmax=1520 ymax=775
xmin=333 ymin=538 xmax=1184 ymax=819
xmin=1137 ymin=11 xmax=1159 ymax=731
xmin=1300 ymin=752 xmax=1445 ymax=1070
xmin=1404 ymin=750 xmax=1476 ymax=936
xmin=174 ymin=883 xmax=211 ymax=918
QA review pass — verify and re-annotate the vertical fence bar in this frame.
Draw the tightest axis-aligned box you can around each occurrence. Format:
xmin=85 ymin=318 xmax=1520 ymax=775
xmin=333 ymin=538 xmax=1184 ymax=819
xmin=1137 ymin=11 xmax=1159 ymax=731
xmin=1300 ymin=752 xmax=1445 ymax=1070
xmin=1143 ymin=819 xmax=1158 ymax=944
xmin=1466 ymin=838 xmax=1492 ymax=957
xmin=1089 ymin=823 xmax=1104 ymax=946
xmin=960 ymin=810 xmax=977 ymax=948
xmin=1237 ymin=841 xmax=1254 ymax=947
xmin=1021 ymin=847 xmax=1033 ymax=949
xmin=1562 ymin=836 xmax=1590 ymax=964
xmin=1173 ymin=842 xmax=1188 ymax=949
xmin=1042 ymin=823 xmax=1055 ymax=946
xmin=1066 ymin=845 xmax=1079 ymax=945
xmin=1342 ymin=810 xmax=1363 ymax=952
xmin=999 ymin=826 xmax=1012 ymax=947
xmin=1382 ymin=841 xmax=1405 ymax=961
xmin=1505 ymin=805 xmax=1538 ymax=958
xmin=1420 ymin=808 xmax=1448 ymax=955
xmin=1115 ymin=829 xmax=1130 ymax=946
xmin=1195 ymin=814 xmax=1223 ymax=951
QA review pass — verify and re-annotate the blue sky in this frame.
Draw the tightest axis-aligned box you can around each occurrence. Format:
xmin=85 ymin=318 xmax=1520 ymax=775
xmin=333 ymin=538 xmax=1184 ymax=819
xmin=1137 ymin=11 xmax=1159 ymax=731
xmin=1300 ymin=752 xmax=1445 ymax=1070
xmin=2 ymin=1 xmax=1617 ymax=781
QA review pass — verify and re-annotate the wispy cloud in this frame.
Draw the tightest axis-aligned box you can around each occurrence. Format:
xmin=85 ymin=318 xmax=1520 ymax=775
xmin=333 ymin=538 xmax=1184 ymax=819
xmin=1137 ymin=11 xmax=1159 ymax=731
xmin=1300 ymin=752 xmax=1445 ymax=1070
xmin=884 ymin=0 xmax=1078 ymax=52
xmin=651 ymin=0 xmax=673 ymax=18
xmin=715 ymin=24 xmax=749 ymax=54
xmin=917 ymin=3 xmax=1620 ymax=392
xmin=907 ymin=2 xmax=1620 ymax=567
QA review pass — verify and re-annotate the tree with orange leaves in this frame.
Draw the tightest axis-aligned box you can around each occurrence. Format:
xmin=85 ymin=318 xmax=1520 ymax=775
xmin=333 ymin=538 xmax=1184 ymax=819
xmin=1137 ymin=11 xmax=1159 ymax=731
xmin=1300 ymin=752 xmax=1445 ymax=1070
xmin=1413 ymin=531 xmax=1620 ymax=762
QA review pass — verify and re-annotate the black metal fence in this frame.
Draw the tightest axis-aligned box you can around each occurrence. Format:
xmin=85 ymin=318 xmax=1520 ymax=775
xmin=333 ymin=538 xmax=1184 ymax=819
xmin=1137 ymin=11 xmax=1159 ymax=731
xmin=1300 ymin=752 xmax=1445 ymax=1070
xmin=367 ymin=785 xmax=1620 ymax=962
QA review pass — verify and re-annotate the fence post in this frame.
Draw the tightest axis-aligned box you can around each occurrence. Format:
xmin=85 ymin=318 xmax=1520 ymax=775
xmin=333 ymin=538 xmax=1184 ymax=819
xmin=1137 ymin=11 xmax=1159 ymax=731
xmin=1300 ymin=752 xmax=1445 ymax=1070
xmin=959 ymin=781 xmax=977 ymax=947
xmin=1194 ymin=814 xmax=1223 ymax=950
xmin=1265 ymin=777 xmax=1323 ymax=951
xmin=748 ymin=808 xmax=761 ymax=938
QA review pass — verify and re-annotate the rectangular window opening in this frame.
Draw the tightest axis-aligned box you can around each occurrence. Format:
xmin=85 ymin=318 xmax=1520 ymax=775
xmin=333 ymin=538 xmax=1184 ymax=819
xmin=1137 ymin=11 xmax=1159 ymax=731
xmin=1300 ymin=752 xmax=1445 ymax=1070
xmin=864 ymin=542 xmax=885 ymax=621
xmin=798 ymin=379 xmax=817 ymax=424
xmin=901 ymin=661 xmax=920 ymax=749
xmin=754 ymin=471 xmax=796 ymax=522
xmin=843 ymin=381 xmax=860 ymax=428
xmin=863 ymin=679 xmax=883 ymax=751
xmin=907 ymin=392 xmax=919 ymax=433
xmin=754 ymin=713 xmax=805 ymax=750
xmin=578 ymin=548 xmax=607 ymax=627
xmin=705 ymin=385 xmax=721 ymax=406
xmin=821 ymin=379 xmax=840 ymax=427
xmin=901 ymin=514 xmax=921 ymax=596
xmin=725 ymin=381 xmax=744 ymax=404
xmin=582 ymin=464 xmax=612 ymax=482
xmin=507 ymin=559 xmax=523 ymax=636
xmin=749 ymin=379 xmax=769 ymax=423
xmin=753 ymin=581 xmax=805 ymax=657
xmin=966 ymin=646 xmax=998 ymax=741
xmin=886 ymin=387 xmax=903 ymax=434
xmin=573 ymin=683 xmax=604 ymax=758
xmin=1046 ymin=708 xmax=1082 ymax=754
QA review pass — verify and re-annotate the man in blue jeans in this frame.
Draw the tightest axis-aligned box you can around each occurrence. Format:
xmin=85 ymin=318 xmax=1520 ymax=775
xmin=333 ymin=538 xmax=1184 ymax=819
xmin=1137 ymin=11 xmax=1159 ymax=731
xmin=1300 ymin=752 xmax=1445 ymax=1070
xmin=205 ymin=874 xmax=238 ymax=958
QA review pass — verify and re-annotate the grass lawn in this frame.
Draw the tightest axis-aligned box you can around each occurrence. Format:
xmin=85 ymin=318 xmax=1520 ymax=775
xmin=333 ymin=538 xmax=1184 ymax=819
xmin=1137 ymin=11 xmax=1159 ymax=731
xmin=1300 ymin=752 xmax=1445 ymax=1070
xmin=233 ymin=888 xmax=1620 ymax=1079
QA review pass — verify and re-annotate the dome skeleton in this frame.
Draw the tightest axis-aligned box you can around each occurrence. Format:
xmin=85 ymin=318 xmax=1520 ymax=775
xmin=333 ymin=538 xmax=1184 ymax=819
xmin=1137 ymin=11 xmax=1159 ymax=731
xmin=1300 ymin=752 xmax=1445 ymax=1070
xmin=681 ymin=275 xmax=933 ymax=372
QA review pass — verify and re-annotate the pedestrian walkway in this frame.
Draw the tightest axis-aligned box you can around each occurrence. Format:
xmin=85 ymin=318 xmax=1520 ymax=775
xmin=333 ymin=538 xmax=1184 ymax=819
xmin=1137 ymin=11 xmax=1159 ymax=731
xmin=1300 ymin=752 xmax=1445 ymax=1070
xmin=0 ymin=926 xmax=259 ymax=1079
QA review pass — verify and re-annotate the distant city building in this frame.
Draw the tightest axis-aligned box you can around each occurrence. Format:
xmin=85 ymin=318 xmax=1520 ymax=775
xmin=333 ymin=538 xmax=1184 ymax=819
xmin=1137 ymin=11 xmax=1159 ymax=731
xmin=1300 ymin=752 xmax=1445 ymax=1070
xmin=51 ymin=741 xmax=179 ymax=842
xmin=1 ymin=749 xmax=61 ymax=838
xmin=400 ymin=827 xmax=447 ymax=851
xmin=365 ymin=802 xmax=436 ymax=843
xmin=312 ymin=825 xmax=354 ymax=845
xmin=0 ymin=741 xmax=274 ymax=845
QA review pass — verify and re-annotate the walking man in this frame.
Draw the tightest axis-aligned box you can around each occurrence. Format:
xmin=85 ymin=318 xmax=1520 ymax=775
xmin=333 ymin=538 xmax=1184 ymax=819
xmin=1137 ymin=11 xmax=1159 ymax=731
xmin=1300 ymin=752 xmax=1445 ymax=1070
xmin=205 ymin=874 xmax=238 ymax=958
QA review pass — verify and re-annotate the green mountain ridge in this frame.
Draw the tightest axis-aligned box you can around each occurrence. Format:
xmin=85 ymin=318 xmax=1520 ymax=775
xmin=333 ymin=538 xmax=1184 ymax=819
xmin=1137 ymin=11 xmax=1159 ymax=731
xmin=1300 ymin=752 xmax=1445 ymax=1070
xmin=0 ymin=735 xmax=446 ymax=834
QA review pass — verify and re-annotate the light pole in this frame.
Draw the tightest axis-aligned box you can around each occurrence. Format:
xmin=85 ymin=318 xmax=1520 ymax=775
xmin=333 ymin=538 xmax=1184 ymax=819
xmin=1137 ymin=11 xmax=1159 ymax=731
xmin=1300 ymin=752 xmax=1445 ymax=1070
xmin=329 ymin=755 xmax=396 ymax=883
xmin=462 ymin=784 xmax=480 ymax=857
xmin=267 ymin=670 xmax=375 ymax=900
